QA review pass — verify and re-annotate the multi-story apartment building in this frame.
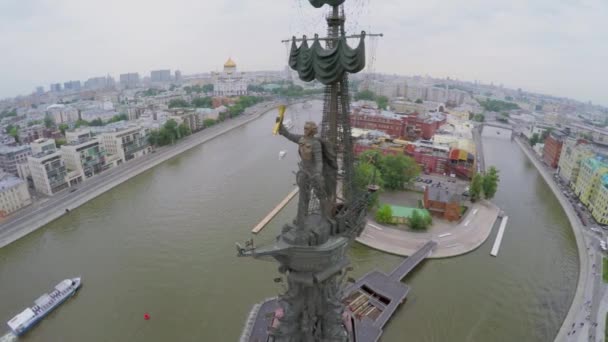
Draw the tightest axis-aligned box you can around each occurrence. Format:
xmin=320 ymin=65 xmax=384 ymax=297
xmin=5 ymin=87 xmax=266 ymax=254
xmin=574 ymin=157 xmax=608 ymax=207
xmin=46 ymin=104 xmax=79 ymax=124
xmin=151 ymin=70 xmax=172 ymax=82
xmin=30 ymin=138 xmax=56 ymax=155
xmin=63 ymin=80 xmax=81 ymax=91
xmin=542 ymin=131 xmax=566 ymax=168
xmin=27 ymin=151 xmax=69 ymax=196
xmin=61 ymin=138 xmax=106 ymax=180
xmin=558 ymin=138 xmax=593 ymax=187
xmin=589 ymin=176 xmax=608 ymax=225
xmin=101 ymin=126 xmax=151 ymax=163
xmin=168 ymin=111 xmax=200 ymax=134
xmin=119 ymin=73 xmax=140 ymax=89
xmin=0 ymin=174 xmax=32 ymax=217
xmin=0 ymin=145 xmax=32 ymax=176
xmin=65 ymin=129 xmax=93 ymax=144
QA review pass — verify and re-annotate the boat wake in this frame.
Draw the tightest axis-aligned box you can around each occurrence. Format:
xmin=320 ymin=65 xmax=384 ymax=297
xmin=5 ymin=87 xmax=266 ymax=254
xmin=0 ymin=332 xmax=17 ymax=342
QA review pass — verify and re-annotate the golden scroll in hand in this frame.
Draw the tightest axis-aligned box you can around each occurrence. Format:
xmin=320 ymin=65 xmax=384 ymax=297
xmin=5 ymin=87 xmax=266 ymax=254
xmin=273 ymin=105 xmax=287 ymax=135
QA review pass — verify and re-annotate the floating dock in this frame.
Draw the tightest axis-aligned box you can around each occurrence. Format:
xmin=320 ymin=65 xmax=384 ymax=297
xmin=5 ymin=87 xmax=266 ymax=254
xmin=251 ymin=187 xmax=299 ymax=234
xmin=490 ymin=216 xmax=508 ymax=257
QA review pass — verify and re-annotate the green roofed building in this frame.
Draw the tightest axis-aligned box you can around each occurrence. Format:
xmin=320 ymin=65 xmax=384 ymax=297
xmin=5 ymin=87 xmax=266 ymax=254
xmin=389 ymin=205 xmax=431 ymax=224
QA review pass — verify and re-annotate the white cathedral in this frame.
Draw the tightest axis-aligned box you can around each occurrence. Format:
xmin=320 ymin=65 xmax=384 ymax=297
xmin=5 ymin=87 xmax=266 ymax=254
xmin=213 ymin=58 xmax=248 ymax=97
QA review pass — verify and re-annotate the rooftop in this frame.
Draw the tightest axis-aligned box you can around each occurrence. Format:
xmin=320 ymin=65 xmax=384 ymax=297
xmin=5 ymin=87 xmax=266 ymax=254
xmin=0 ymin=145 xmax=31 ymax=154
xmin=0 ymin=174 xmax=25 ymax=191
xmin=388 ymin=205 xmax=431 ymax=219
xmin=426 ymin=186 xmax=462 ymax=203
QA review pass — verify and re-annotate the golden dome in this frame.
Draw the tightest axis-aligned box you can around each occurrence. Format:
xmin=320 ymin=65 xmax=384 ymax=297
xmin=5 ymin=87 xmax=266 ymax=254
xmin=224 ymin=58 xmax=236 ymax=68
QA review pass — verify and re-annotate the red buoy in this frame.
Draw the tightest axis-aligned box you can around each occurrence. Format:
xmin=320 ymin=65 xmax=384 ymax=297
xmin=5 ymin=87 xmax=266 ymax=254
xmin=144 ymin=313 xmax=150 ymax=320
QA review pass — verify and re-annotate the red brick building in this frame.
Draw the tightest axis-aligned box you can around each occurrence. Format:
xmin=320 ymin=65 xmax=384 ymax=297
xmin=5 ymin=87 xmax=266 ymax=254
xmin=401 ymin=112 xmax=445 ymax=140
xmin=350 ymin=105 xmax=446 ymax=140
xmin=350 ymin=113 xmax=404 ymax=138
xmin=543 ymin=131 xmax=566 ymax=168
xmin=423 ymin=186 xmax=462 ymax=222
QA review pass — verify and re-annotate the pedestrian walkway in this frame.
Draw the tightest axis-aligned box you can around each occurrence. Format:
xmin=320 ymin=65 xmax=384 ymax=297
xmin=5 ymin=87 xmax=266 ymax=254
xmin=356 ymin=200 xmax=499 ymax=258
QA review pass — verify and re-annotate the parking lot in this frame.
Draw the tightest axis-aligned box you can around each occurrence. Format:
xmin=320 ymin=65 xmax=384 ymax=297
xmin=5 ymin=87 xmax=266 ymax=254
xmin=411 ymin=174 xmax=470 ymax=198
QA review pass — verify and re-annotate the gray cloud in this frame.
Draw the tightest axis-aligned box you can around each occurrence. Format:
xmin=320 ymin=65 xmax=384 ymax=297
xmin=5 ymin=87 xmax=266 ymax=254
xmin=1 ymin=0 xmax=606 ymax=105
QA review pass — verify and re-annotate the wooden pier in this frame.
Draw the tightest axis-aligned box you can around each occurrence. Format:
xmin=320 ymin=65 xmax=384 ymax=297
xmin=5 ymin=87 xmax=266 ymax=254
xmin=251 ymin=187 xmax=299 ymax=234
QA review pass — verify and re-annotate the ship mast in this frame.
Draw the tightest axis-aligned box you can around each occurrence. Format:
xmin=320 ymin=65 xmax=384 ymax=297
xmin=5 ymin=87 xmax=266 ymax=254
xmin=238 ymin=1 xmax=382 ymax=341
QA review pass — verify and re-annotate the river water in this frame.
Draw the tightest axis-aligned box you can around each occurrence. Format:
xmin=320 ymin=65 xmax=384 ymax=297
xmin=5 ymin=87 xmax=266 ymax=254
xmin=0 ymin=107 xmax=578 ymax=342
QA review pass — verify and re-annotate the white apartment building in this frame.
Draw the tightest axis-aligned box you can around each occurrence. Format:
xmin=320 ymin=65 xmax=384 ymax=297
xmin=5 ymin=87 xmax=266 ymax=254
xmin=101 ymin=126 xmax=151 ymax=163
xmin=61 ymin=138 xmax=106 ymax=180
xmin=0 ymin=174 xmax=32 ymax=217
xmin=28 ymin=151 xmax=69 ymax=196
xmin=46 ymin=104 xmax=79 ymax=124
xmin=65 ymin=129 xmax=93 ymax=144
xmin=30 ymin=138 xmax=56 ymax=155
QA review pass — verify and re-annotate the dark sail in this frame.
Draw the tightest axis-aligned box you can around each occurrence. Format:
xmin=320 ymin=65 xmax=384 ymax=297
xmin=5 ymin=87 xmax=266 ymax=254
xmin=308 ymin=0 xmax=346 ymax=8
xmin=289 ymin=32 xmax=366 ymax=85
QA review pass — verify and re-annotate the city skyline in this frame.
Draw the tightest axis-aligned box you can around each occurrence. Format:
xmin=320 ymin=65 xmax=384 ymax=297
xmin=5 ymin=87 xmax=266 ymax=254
xmin=1 ymin=0 xmax=607 ymax=106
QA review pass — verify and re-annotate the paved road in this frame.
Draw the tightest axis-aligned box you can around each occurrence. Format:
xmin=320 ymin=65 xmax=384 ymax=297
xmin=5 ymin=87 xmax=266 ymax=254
xmin=473 ymin=124 xmax=486 ymax=173
xmin=357 ymin=200 xmax=500 ymax=258
xmin=0 ymin=102 xmax=280 ymax=248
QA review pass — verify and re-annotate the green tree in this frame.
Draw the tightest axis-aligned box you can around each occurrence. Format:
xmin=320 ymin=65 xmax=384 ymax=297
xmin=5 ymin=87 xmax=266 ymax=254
xmin=8 ymin=126 xmax=20 ymax=143
xmin=108 ymin=114 xmax=128 ymax=123
xmin=58 ymin=123 xmax=69 ymax=135
xmin=192 ymin=97 xmax=213 ymax=108
xmin=477 ymin=99 xmax=519 ymax=112
xmin=164 ymin=119 xmax=179 ymax=140
xmin=55 ymin=138 xmax=67 ymax=147
xmin=148 ymin=130 xmax=160 ymax=146
xmin=415 ymin=98 xmax=423 ymax=104
xmin=355 ymin=90 xmax=376 ymax=101
xmin=529 ymin=133 xmax=540 ymax=146
xmin=202 ymin=84 xmax=214 ymax=93
xmin=178 ymin=123 xmax=191 ymax=137
xmin=75 ymin=119 xmax=89 ymax=128
xmin=218 ymin=111 xmax=228 ymax=122
xmin=375 ymin=204 xmax=393 ymax=224
xmin=470 ymin=173 xmax=483 ymax=202
xmin=379 ymin=154 xmax=420 ymax=190
xmin=168 ymin=99 xmax=190 ymax=108
xmin=44 ymin=115 xmax=54 ymax=128
xmin=482 ymin=166 xmax=500 ymax=199
xmin=203 ymin=118 xmax=217 ymax=127
xmin=354 ymin=161 xmax=384 ymax=208
xmin=409 ymin=210 xmax=431 ymax=230
xmin=376 ymin=95 xmax=389 ymax=110
xmin=473 ymin=113 xmax=485 ymax=122
xmin=90 ymin=118 xmax=104 ymax=126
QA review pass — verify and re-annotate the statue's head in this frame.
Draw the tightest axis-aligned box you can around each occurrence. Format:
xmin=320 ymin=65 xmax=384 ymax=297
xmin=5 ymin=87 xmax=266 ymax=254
xmin=304 ymin=121 xmax=318 ymax=137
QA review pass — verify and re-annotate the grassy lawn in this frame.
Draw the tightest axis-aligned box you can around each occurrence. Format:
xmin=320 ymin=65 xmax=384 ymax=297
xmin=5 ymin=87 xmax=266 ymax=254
xmin=604 ymin=258 xmax=608 ymax=283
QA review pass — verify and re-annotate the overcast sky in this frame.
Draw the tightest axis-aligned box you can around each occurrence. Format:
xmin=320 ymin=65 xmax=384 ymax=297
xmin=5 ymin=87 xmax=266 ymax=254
xmin=1 ymin=0 xmax=607 ymax=105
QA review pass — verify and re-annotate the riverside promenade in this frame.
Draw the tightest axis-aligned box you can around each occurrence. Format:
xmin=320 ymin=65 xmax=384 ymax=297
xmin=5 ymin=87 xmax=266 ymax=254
xmin=514 ymin=138 xmax=595 ymax=342
xmin=0 ymin=101 xmax=283 ymax=249
xmin=356 ymin=200 xmax=500 ymax=258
